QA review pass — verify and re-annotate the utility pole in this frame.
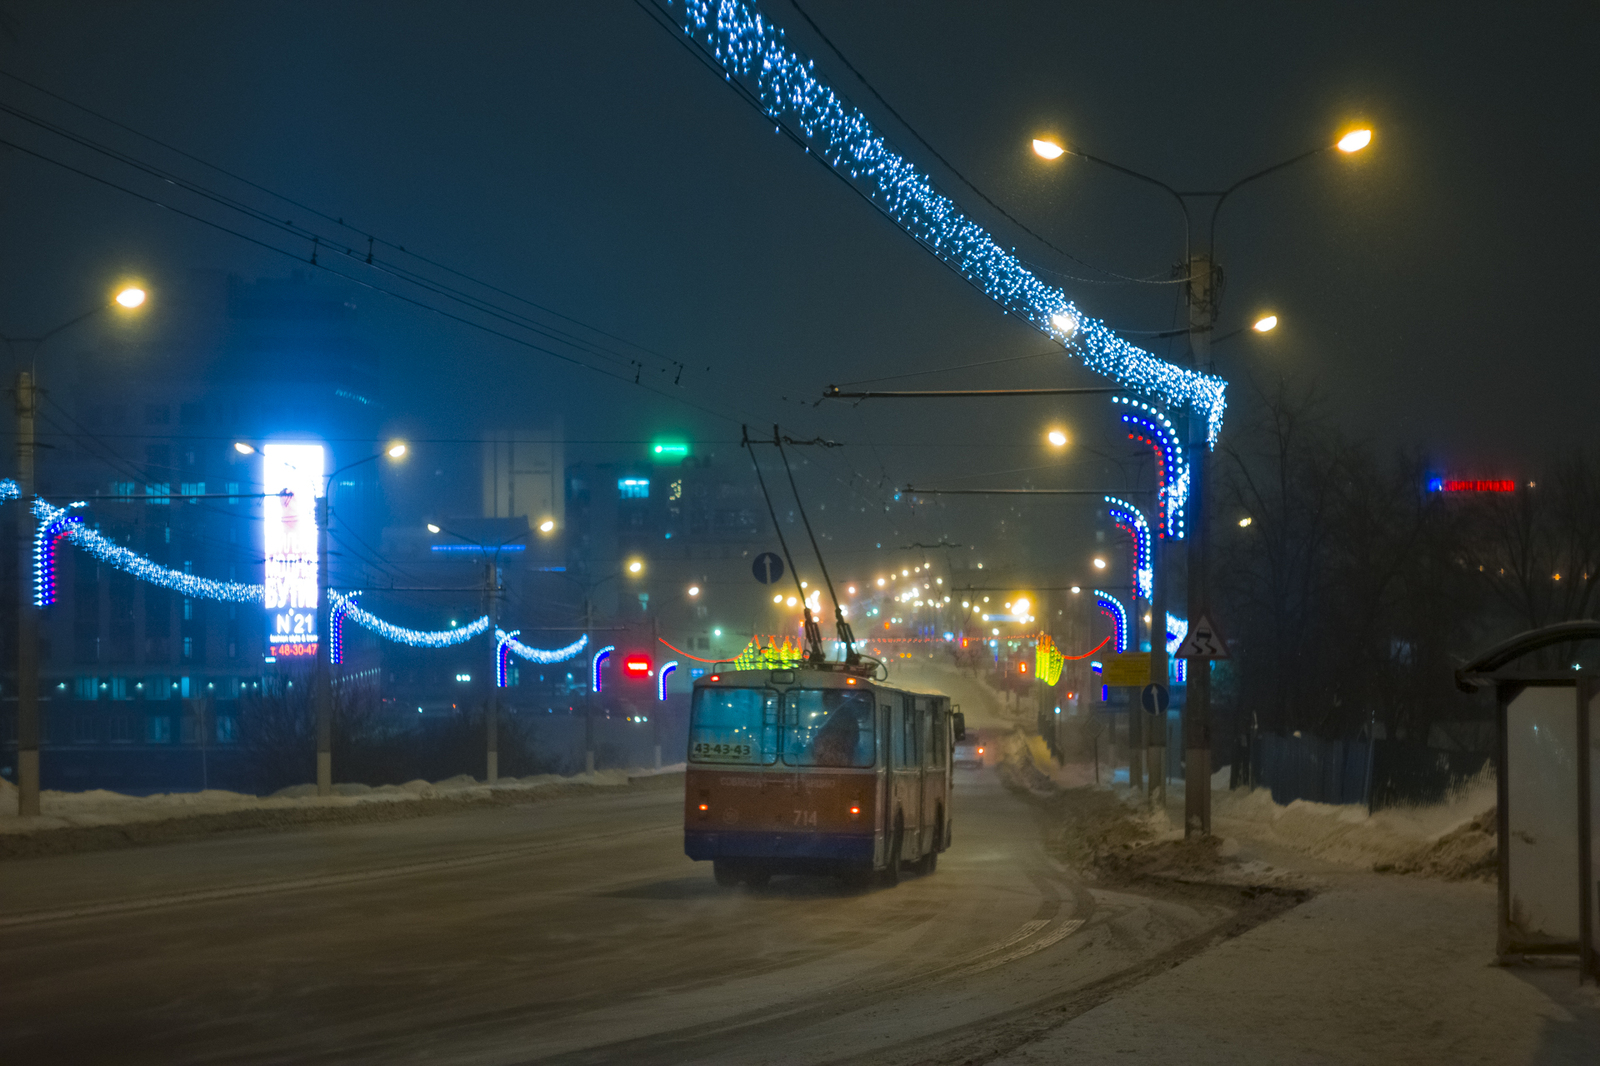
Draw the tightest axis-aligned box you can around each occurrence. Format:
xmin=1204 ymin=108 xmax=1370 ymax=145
xmin=583 ymin=596 xmax=595 ymax=776
xmin=315 ymin=491 xmax=332 ymax=797
xmin=1151 ymin=533 xmax=1169 ymax=808
xmin=486 ymin=560 xmax=499 ymax=784
xmin=1185 ymin=252 xmax=1216 ymax=836
xmin=13 ymin=371 xmax=39 ymax=817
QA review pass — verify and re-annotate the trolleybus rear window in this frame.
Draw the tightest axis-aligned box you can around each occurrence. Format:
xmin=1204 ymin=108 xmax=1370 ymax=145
xmin=782 ymin=689 xmax=875 ymax=768
xmin=689 ymin=688 xmax=778 ymax=764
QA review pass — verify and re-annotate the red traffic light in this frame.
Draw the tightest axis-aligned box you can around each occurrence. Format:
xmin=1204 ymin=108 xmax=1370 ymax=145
xmin=623 ymin=653 xmax=652 ymax=678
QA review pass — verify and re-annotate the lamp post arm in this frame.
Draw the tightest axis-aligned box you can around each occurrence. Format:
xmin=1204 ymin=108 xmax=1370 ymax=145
xmin=1067 ymin=148 xmax=1193 ymax=260
xmin=1206 ymin=144 xmax=1330 ymax=253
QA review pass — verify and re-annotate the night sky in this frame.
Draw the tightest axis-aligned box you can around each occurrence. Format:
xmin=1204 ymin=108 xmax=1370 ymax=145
xmin=3 ymin=1 xmax=1595 ymax=569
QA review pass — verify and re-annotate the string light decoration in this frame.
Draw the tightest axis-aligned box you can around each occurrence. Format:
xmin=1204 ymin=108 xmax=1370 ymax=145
xmin=496 ymin=629 xmax=589 ymax=688
xmin=1166 ymin=613 xmax=1188 ymax=684
xmin=330 ymin=591 xmax=489 ymax=648
xmin=1104 ymin=496 xmax=1153 ymax=600
xmin=660 ymin=0 xmax=1228 ymax=440
xmin=33 ymin=499 xmax=264 ymax=606
xmin=1094 ymin=590 xmax=1129 ymax=654
xmin=1034 ymin=634 xmax=1064 ymax=686
xmin=0 ymin=479 xmax=19 ymax=501
xmin=33 ymin=504 xmax=84 ymax=607
xmin=329 ymin=593 xmax=357 ymax=665
xmin=659 ymin=660 xmax=678 ymax=701
xmin=592 ymin=645 xmax=615 ymax=693
xmin=733 ymin=635 xmax=806 ymax=670
xmin=1113 ymin=397 xmax=1190 ymax=539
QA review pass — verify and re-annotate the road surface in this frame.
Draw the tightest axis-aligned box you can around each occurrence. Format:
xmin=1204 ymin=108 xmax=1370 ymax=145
xmin=0 ymin=663 xmax=1247 ymax=1065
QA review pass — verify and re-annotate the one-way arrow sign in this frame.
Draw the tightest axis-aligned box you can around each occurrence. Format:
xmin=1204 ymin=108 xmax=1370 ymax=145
xmin=1175 ymin=612 xmax=1231 ymax=660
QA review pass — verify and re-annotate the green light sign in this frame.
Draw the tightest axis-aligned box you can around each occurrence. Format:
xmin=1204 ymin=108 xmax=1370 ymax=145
xmin=651 ymin=441 xmax=690 ymax=459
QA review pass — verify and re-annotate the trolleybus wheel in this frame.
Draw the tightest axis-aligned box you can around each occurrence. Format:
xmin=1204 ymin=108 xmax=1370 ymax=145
xmin=882 ymin=815 xmax=903 ymax=887
xmin=744 ymin=865 xmax=771 ymax=888
xmin=713 ymin=860 xmax=740 ymax=887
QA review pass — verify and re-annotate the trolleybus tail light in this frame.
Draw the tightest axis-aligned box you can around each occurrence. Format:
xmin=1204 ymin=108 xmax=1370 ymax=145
xmin=709 ymin=674 xmax=720 ymax=682
xmin=849 ymin=804 xmax=861 ymax=821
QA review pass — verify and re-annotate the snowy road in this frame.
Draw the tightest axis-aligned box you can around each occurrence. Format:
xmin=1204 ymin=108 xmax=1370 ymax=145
xmin=0 ymin=759 xmax=1242 ymax=1065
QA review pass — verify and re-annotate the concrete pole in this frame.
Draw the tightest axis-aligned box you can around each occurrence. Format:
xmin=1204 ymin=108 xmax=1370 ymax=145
xmin=14 ymin=371 xmax=40 ymax=816
xmin=315 ymin=491 xmax=332 ymax=796
xmin=1184 ymin=253 xmax=1214 ymax=837
xmin=486 ymin=560 xmax=499 ymax=785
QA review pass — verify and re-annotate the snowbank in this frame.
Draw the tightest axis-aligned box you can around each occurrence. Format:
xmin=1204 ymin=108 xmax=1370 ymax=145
xmin=0 ymin=764 xmax=686 ymax=838
xmin=1206 ymin=768 xmax=1497 ymax=881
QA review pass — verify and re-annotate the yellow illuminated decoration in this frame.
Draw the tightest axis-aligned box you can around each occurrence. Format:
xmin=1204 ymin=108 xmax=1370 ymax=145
xmin=1035 ymin=633 xmax=1065 ymax=686
xmin=732 ymin=635 xmax=807 ymax=670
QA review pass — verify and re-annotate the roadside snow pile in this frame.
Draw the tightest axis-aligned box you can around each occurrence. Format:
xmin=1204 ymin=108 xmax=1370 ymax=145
xmin=1210 ymin=770 xmax=1496 ymax=882
xmin=0 ymin=765 xmax=684 ymax=835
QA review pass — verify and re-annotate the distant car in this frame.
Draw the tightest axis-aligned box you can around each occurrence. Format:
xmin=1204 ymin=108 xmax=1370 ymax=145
xmin=953 ymin=733 xmax=985 ymax=769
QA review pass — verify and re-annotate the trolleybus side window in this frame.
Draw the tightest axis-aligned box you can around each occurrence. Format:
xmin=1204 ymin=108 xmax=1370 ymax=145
xmin=899 ymin=696 xmax=920 ymax=768
xmin=931 ymin=703 xmax=946 ymax=768
xmin=689 ymin=687 xmax=778 ymax=765
xmin=782 ymin=689 xmax=875 ymax=768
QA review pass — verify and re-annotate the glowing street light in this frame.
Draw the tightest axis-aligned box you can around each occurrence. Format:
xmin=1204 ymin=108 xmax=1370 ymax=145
xmin=627 ymin=559 xmax=644 ymax=575
xmin=114 ymin=286 xmax=146 ymax=309
xmin=1047 ymin=428 xmax=1069 ymax=448
xmin=1032 ymin=138 xmax=1065 ymax=160
xmin=773 ymin=594 xmax=783 ymax=604
xmin=386 ymin=442 xmax=408 ymax=459
xmin=1092 ymin=557 xmax=1107 ymax=570
xmin=1252 ymin=314 xmax=1278 ymax=333
xmin=234 ymin=442 xmax=256 ymax=455
xmin=1337 ymin=129 xmax=1373 ymax=153
xmin=427 ymin=523 xmax=441 ymax=533
xmin=1238 ymin=516 xmax=1253 ymax=528
xmin=538 ymin=519 xmax=555 ymax=533
xmin=687 ymin=585 xmax=701 ymax=597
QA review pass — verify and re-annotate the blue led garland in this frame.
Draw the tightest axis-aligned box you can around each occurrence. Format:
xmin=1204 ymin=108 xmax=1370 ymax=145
xmin=661 ymin=0 xmax=1227 ymax=440
xmin=33 ymin=499 xmax=264 ymax=605
xmin=496 ymin=628 xmax=589 ymax=688
xmin=1166 ymin=613 xmax=1188 ymax=683
xmin=0 ymin=479 xmax=19 ymax=501
xmin=592 ymin=645 xmax=614 ymax=694
xmin=658 ymin=660 xmax=678 ymax=702
xmin=330 ymin=591 xmax=489 ymax=648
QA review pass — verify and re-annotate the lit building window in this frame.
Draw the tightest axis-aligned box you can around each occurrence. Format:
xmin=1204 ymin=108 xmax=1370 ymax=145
xmin=618 ymin=478 xmax=650 ymax=499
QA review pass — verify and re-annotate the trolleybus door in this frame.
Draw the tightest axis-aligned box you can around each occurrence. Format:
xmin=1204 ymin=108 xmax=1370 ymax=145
xmin=877 ymin=699 xmax=892 ymax=866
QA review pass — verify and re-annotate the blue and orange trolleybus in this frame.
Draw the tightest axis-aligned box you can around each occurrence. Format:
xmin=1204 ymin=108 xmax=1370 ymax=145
xmin=684 ymin=663 xmax=959 ymax=887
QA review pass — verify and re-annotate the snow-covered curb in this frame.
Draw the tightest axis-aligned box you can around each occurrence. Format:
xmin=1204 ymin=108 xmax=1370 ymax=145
xmin=0 ymin=766 xmax=686 ymax=852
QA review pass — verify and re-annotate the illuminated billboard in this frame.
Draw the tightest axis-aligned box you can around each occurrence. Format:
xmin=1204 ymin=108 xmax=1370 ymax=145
xmin=263 ymin=443 xmax=324 ymax=659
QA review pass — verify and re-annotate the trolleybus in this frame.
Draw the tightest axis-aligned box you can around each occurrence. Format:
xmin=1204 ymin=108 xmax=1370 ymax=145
xmin=684 ymin=664 xmax=960 ymax=887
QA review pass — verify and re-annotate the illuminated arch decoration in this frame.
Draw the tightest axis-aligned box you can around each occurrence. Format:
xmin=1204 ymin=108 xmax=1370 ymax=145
xmin=1034 ymin=634 xmax=1064 ymax=686
xmin=658 ymin=660 xmax=678 ymax=701
xmin=33 ymin=504 xmax=84 ymax=607
xmin=1166 ymin=613 xmax=1189 ymax=684
xmin=1113 ymin=398 xmax=1190 ymax=539
xmin=1104 ymin=496 xmax=1153 ymax=600
xmin=330 ymin=591 xmax=489 ymax=648
xmin=329 ymin=593 xmax=358 ymax=664
xmin=1094 ymin=590 xmax=1129 ymax=654
xmin=496 ymin=629 xmax=589 ymax=688
xmin=660 ymin=0 xmax=1227 ymax=441
xmin=33 ymin=499 xmax=263 ymax=606
xmin=592 ymin=645 xmax=615 ymax=693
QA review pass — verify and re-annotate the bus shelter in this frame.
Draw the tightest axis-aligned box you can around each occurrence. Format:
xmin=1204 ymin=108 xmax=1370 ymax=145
xmin=1456 ymin=621 xmax=1600 ymax=980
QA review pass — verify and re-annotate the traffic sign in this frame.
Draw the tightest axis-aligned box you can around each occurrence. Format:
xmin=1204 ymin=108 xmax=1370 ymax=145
xmin=1101 ymin=652 xmax=1150 ymax=687
xmin=752 ymin=552 xmax=785 ymax=585
xmin=1175 ymin=613 xmax=1230 ymax=660
xmin=1141 ymin=683 xmax=1170 ymax=714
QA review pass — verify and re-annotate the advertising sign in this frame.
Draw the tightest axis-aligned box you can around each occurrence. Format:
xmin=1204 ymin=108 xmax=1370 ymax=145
xmin=262 ymin=443 xmax=324 ymax=660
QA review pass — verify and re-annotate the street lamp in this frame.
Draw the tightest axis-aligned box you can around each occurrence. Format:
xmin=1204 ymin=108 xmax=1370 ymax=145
xmin=6 ymin=284 xmax=151 ymax=818
xmin=1252 ymin=315 xmax=1278 ymax=333
xmin=1031 ymin=123 xmax=1373 ymax=835
xmin=1047 ymin=428 xmax=1069 ymax=448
